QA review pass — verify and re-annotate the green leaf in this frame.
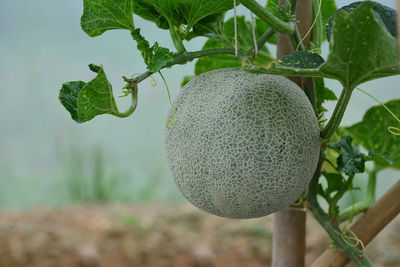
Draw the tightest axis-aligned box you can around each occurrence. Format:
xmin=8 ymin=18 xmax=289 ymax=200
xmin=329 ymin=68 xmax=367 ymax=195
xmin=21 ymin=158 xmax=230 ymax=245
xmin=195 ymin=16 xmax=274 ymax=75
xmin=59 ymin=81 xmax=87 ymax=122
xmin=181 ymin=75 xmax=194 ymax=88
xmin=132 ymin=0 xmax=233 ymax=32
xmin=246 ymin=50 xmax=324 ymax=77
xmin=319 ymin=172 xmax=347 ymax=216
xmin=77 ymin=68 xmax=120 ymax=122
xmin=191 ymin=13 xmax=225 ymax=39
xmin=81 ymin=0 xmax=135 ymax=37
xmin=329 ymin=135 xmax=366 ymax=176
xmin=131 ymin=29 xmax=174 ymax=72
xmin=278 ymin=50 xmax=325 ymax=69
xmin=326 ymin=1 xmax=397 ymax=41
xmin=89 ymin=63 xmax=102 ymax=73
xmin=59 ymin=67 xmax=125 ymax=123
xmin=315 ymin=77 xmax=337 ymax=114
xmin=255 ymin=18 xmax=276 ymax=44
xmin=266 ymin=0 xmax=278 ymax=10
xmin=320 ymin=0 xmax=336 ymax=38
xmin=249 ymin=2 xmax=400 ymax=89
xmin=194 ymin=39 xmax=240 ymax=75
xmin=312 ymin=0 xmax=336 ymax=46
xmin=321 ymin=0 xmax=337 ymax=24
xmin=365 ymin=152 xmax=393 ymax=167
xmin=320 ymin=1 xmax=399 ymax=88
xmin=311 ymin=0 xmax=323 ymax=48
xmin=132 ymin=1 xmax=169 ymax=29
xmin=148 ymin=45 xmax=174 ymax=72
xmin=317 ymin=184 xmax=328 ymax=200
xmin=177 ymin=0 xmax=233 ymax=32
xmin=346 ymin=100 xmax=400 ymax=169
xmin=266 ymin=0 xmax=291 ymax=20
xmin=323 ymin=172 xmax=346 ymax=195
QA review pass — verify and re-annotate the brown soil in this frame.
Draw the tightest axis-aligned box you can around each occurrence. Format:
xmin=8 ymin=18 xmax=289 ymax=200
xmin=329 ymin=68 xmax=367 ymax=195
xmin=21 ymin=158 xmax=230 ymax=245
xmin=0 ymin=204 xmax=398 ymax=267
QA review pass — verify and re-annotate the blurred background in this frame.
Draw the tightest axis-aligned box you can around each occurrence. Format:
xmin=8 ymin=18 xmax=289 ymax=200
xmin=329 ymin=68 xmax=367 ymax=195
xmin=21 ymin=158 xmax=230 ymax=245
xmin=0 ymin=1 xmax=399 ymax=266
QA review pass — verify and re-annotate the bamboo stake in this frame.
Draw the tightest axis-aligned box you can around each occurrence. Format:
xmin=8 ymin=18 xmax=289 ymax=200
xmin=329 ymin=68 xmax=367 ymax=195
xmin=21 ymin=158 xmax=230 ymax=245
xmin=310 ymin=179 xmax=400 ymax=267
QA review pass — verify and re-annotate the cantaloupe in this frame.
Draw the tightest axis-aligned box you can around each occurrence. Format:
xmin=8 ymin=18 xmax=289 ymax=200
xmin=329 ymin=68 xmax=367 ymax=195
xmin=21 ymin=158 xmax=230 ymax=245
xmin=164 ymin=68 xmax=320 ymax=219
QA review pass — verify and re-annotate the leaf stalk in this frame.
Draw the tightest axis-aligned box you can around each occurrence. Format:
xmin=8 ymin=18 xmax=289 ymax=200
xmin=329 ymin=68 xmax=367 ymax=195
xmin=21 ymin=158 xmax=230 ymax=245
xmin=128 ymin=48 xmax=243 ymax=85
xmin=321 ymin=88 xmax=353 ymax=141
xmin=247 ymin=28 xmax=275 ymax=57
xmin=240 ymin=0 xmax=295 ymax=34
xmin=114 ymin=83 xmax=138 ymax=118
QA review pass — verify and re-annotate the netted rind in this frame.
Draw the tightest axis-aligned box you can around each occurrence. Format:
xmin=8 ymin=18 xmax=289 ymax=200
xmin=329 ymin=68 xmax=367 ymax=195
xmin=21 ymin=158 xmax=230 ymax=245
xmin=164 ymin=68 xmax=320 ymax=219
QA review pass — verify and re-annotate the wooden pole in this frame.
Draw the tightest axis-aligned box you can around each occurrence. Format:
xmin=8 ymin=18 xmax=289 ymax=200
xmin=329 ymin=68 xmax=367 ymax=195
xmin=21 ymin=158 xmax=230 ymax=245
xmin=272 ymin=1 xmax=313 ymax=267
xmin=310 ymin=179 xmax=400 ymax=267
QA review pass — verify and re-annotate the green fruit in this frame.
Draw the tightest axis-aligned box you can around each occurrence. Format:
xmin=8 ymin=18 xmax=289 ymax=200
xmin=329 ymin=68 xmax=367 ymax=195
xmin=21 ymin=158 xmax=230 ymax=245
xmin=164 ymin=68 xmax=320 ymax=219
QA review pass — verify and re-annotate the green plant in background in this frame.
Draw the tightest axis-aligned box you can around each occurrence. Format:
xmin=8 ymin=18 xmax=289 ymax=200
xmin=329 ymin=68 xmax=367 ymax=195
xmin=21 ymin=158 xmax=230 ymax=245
xmin=58 ymin=0 xmax=400 ymax=266
xmin=62 ymin=147 xmax=175 ymax=203
xmin=64 ymin=147 xmax=120 ymax=203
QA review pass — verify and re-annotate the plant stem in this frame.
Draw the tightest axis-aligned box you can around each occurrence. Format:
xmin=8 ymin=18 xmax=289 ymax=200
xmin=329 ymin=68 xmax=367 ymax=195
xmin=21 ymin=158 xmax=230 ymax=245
xmin=367 ymin=169 xmax=377 ymax=202
xmin=309 ymin=201 xmax=374 ymax=267
xmin=247 ymin=28 xmax=275 ymax=57
xmin=336 ymin=169 xmax=378 ymax=223
xmin=169 ymin=27 xmax=186 ymax=53
xmin=114 ymin=84 xmax=138 ymax=118
xmin=311 ymin=0 xmax=323 ymax=49
xmin=240 ymin=0 xmax=295 ymax=34
xmin=289 ymin=26 xmax=305 ymax=51
xmin=321 ymin=88 xmax=352 ymax=141
xmin=307 ymin=152 xmax=374 ymax=267
xmin=303 ymin=78 xmax=317 ymax=112
xmin=311 ymin=179 xmax=400 ymax=267
xmin=129 ymin=48 xmax=241 ymax=85
xmin=336 ymin=201 xmax=371 ymax=224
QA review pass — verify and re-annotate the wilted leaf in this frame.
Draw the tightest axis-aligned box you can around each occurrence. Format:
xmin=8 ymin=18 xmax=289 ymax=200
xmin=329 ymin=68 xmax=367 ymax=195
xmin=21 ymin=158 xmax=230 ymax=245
xmin=59 ymin=81 xmax=87 ymax=122
xmin=59 ymin=67 xmax=124 ymax=123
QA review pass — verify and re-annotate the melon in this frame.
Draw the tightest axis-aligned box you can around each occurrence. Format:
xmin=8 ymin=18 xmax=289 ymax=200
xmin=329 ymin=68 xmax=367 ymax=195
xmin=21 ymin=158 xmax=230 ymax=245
xmin=164 ymin=68 xmax=320 ymax=219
